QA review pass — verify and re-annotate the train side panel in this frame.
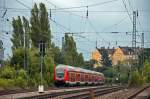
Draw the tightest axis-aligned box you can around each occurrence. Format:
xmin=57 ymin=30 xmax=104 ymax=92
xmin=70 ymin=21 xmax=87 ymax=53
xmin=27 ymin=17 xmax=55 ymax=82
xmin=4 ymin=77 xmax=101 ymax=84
xmin=54 ymin=64 xmax=105 ymax=86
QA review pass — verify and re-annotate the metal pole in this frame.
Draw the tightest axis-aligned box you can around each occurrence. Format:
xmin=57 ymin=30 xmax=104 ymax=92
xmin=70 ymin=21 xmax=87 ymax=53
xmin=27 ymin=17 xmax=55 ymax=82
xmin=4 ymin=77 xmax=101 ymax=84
xmin=132 ymin=11 xmax=137 ymax=69
xmin=141 ymin=33 xmax=144 ymax=66
xmin=39 ymin=42 xmax=44 ymax=93
xmin=24 ymin=28 xmax=26 ymax=70
xmin=40 ymin=51 xmax=42 ymax=85
xmin=40 ymin=42 xmax=43 ymax=85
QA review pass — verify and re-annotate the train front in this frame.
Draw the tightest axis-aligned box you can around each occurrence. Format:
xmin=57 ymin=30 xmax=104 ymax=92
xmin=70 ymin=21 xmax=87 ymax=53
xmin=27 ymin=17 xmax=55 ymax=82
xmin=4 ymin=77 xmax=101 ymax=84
xmin=54 ymin=65 xmax=68 ymax=86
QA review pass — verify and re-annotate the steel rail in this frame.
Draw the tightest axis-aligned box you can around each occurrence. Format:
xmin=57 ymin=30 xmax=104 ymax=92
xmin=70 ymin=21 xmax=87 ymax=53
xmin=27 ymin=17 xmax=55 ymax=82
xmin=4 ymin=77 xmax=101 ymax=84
xmin=127 ymin=85 xmax=150 ymax=99
xmin=18 ymin=86 xmax=120 ymax=99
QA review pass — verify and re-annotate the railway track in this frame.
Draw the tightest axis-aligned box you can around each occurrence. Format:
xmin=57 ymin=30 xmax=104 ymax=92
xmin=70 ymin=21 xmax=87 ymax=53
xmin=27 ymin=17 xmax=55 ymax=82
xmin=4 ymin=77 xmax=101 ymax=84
xmin=16 ymin=85 xmax=123 ymax=99
xmin=0 ymin=85 xmax=109 ymax=96
xmin=0 ymin=89 xmax=35 ymax=96
xmin=127 ymin=85 xmax=150 ymax=99
xmin=58 ymin=86 xmax=123 ymax=99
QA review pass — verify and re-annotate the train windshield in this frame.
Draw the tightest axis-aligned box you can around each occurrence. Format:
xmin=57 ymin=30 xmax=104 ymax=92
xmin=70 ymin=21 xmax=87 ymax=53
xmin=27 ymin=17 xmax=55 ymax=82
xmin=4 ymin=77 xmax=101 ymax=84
xmin=56 ymin=68 xmax=65 ymax=78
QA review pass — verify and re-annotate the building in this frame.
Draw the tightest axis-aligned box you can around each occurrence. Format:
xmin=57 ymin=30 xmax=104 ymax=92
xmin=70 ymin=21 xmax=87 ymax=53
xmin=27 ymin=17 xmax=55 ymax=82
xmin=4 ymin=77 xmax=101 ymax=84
xmin=112 ymin=47 xmax=134 ymax=65
xmin=91 ymin=46 xmax=139 ymax=67
xmin=91 ymin=49 xmax=102 ymax=68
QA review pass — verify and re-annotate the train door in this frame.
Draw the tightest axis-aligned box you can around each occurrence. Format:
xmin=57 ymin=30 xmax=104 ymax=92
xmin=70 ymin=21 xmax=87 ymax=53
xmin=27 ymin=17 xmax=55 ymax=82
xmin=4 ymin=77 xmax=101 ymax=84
xmin=92 ymin=75 xmax=95 ymax=84
xmin=68 ymin=72 xmax=72 ymax=82
xmin=76 ymin=73 xmax=81 ymax=82
xmin=81 ymin=73 xmax=84 ymax=83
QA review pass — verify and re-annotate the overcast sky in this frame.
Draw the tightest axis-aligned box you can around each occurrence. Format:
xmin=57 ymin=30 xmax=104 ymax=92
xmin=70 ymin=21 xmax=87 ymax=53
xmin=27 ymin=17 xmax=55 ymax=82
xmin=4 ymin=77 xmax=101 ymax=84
xmin=0 ymin=0 xmax=150 ymax=60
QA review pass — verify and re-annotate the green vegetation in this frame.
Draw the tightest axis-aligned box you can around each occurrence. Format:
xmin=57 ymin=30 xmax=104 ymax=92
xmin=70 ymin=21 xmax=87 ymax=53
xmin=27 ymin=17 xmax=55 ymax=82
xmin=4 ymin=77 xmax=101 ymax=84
xmin=1 ymin=2 xmax=150 ymax=89
xmin=0 ymin=3 xmax=84 ymax=89
xmin=60 ymin=34 xmax=84 ymax=66
xmin=0 ymin=66 xmax=27 ymax=89
xmin=11 ymin=16 xmax=24 ymax=50
xmin=100 ymin=48 xmax=112 ymax=67
xmin=128 ymin=70 xmax=144 ymax=87
xmin=98 ymin=66 xmax=129 ymax=85
xmin=30 ymin=3 xmax=51 ymax=47
xmin=142 ymin=59 xmax=150 ymax=83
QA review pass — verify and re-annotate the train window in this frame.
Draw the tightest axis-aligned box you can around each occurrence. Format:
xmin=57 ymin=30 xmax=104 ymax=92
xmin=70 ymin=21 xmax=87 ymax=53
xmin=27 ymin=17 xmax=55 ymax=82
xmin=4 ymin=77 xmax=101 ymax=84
xmin=81 ymin=73 xmax=84 ymax=82
xmin=95 ymin=75 xmax=97 ymax=82
xmin=56 ymin=71 xmax=64 ymax=78
xmin=89 ymin=75 xmax=92 ymax=82
xmin=76 ymin=73 xmax=80 ymax=81
xmin=92 ymin=75 xmax=95 ymax=82
xmin=56 ymin=68 xmax=65 ymax=78
xmin=69 ymin=72 xmax=72 ymax=81
xmin=88 ymin=74 xmax=90 ymax=82
xmin=85 ymin=74 xmax=88 ymax=82
xmin=72 ymin=72 xmax=75 ymax=82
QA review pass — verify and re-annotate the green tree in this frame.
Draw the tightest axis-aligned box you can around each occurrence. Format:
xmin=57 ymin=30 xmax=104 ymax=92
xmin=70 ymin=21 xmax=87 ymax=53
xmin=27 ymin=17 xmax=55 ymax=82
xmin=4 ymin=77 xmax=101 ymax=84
xmin=62 ymin=34 xmax=84 ymax=67
xmin=143 ymin=59 xmax=150 ymax=83
xmin=77 ymin=53 xmax=85 ymax=66
xmin=11 ymin=48 xmax=24 ymax=69
xmin=30 ymin=3 xmax=51 ymax=47
xmin=138 ymin=48 xmax=150 ymax=68
xmin=23 ymin=16 xmax=30 ymax=49
xmin=48 ymin=43 xmax=61 ymax=64
xmin=11 ymin=16 xmax=24 ymax=50
xmin=100 ymin=48 xmax=112 ymax=67
xmin=0 ymin=66 xmax=16 ymax=79
xmin=129 ymin=70 xmax=144 ymax=87
xmin=27 ymin=47 xmax=54 ymax=87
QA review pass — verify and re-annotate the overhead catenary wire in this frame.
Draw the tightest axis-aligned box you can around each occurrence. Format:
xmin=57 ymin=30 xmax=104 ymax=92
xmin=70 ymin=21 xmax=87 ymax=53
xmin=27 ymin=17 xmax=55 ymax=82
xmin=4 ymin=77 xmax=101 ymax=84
xmin=15 ymin=0 xmax=31 ymax=9
xmin=50 ymin=18 xmax=70 ymax=33
xmin=52 ymin=0 xmax=119 ymax=10
xmin=1 ymin=7 xmax=150 ymax=13
xmin=101 ymin=16 xmax=128 ymax=32
xmin=121 ymin=0 xmax=132 ymax=24
xmin=0 ymin=0 xmax=149 ymax=47
xmin=125 ymin=0 xmax=144 ymax=44
xmin=45 ymin=0 xmax=86 ymax=19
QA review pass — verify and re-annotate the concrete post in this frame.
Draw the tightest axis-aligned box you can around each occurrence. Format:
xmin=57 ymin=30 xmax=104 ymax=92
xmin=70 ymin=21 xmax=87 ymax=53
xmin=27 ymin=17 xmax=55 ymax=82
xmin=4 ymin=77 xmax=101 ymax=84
xmin=89 ymin=89 xmax=94 ymax=99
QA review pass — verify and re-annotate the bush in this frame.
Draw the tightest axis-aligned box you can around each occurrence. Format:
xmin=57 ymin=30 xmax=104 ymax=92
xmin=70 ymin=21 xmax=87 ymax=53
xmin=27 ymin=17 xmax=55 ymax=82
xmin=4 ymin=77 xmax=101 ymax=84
xmin=18 ymin=69 xmax=27 ymax=79
xmin=15 ymin=77 xmax=27 ymax=88
xmin=0 ymin=79 xmax=15 ymax=89
xmin=143 ymin=60 xmax=150 ymax=83
xmin=14 ymin=69 xmax=28 ymax=88
xmin=119 ymin=74 xmax=128 ymax=84
xmin=0 ymin=66 xmax=16 ymax=79
xmin=128 ymin=70 xmax=144 ymax=87
xmin=105 ymin=77 xmax=113 ymax=84
xmin=11 ymin=48 xmax=24 ymax=69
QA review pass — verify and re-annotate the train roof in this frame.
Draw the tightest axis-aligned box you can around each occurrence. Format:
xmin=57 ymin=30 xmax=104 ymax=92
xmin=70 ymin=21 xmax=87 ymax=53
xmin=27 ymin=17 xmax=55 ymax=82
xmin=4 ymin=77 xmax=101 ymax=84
xmin=56 ymin=64 xmax=103 ymax=75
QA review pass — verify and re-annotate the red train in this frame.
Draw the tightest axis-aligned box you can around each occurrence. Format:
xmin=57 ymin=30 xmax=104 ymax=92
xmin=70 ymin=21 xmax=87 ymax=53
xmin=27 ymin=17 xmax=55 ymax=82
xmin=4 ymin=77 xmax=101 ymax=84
xmin=54 ymin=64 xmax=105 ymax=86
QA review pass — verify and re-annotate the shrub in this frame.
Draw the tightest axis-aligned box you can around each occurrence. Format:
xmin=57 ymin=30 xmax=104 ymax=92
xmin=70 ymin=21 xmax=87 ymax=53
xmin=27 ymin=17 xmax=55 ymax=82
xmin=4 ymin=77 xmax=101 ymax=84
xmin=143 ymin=60 xmax=150 ymax=83
xmin=119 ymin=74 xmax=128 ymax=84
xmin=0 ymin=79 xmax=15 ymax=89
xmin=0 ymin=66 xmax=16 ymax=79
xmin=15 ymin=77 xmax=27 ymax=88
xmin=105 ymin=77 xmax=113 ymax=84
xmin=18 ymin=69 xmax=27 ymax=79
xmin=128 ymin=70 xmax=144 ymax=87
xmin=14 ymin=69 xmax=28 ymax=88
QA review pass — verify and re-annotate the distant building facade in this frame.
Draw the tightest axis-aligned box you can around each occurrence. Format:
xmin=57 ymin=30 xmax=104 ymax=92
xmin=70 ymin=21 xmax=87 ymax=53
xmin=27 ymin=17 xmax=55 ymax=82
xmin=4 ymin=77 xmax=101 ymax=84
xmin=91 ymin=49 xmax=102 ymax=68
xmin=91 ymin=46 xmax=139 ymax=67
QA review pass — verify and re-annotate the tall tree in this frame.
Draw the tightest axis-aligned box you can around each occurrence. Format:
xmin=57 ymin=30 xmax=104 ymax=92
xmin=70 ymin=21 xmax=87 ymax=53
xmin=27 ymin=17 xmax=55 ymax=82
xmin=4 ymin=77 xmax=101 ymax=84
xmin=23 ymin=16 xmax=30 ymax=49
xmin=138 ymin=48 xmax=150 ymax=67
xmin=62 ymin=34 xmax=84 ymax=67
xmin=30 ymin=3 xmax=51 ymax=47
xmin=11 ymin=16 xmax=24 ymax=50
xmin=100 ymin=48 xmax=112 ymax=67
xmin=11 ymin=16 xmax=31 ymax=69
